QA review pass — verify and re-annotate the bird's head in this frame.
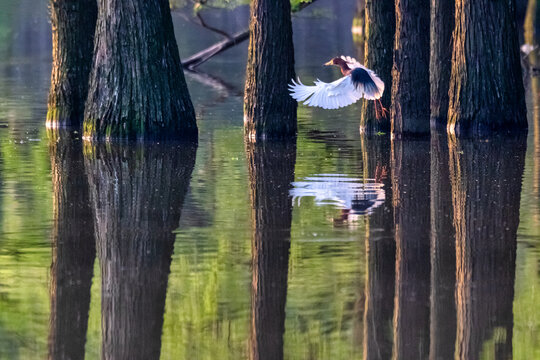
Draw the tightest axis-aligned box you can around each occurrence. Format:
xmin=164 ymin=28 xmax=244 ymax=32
xmin=324 ymin=57 xmax=348 ymax=67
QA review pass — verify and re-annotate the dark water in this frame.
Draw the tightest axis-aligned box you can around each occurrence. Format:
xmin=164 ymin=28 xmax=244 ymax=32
xmin=0 ymin=0 xmax=539 ymax=359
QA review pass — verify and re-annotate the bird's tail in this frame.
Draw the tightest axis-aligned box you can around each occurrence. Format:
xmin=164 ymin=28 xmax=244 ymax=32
xmin=288 ymin=77 xmax=316 ymax=102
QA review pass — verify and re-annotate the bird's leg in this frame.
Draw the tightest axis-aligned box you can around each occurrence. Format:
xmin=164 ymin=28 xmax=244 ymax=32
xmin=375 ymin=99 xmax=388 ymax=120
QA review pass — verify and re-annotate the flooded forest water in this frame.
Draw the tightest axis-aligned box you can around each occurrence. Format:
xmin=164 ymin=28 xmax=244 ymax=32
xmin=0 ymin=0 xmax=539 ymax=359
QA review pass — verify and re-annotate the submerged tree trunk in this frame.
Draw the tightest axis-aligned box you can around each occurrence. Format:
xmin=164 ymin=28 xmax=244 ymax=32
xmin=244 ymin=0 xmax=297 ymax=140
xmin=391 ymin=0 xmax=430 ymax=137
xmin=429 ymin=0 xmax=454 ymax=129
xmin=246 ymin=140 xmax=296 ymax=360
xmin=48 ymin=132 xmax=95 ymax=360
xmin=391 ymin=139 xmax=431 ymax=359
xmin=447 ymin=0 xmax=526 ymax=135
xmin=449 ymin=136 xmax=525 ymax=359
xmin=84 ymin=143 xmax=196 ymax=359
xmin=360 ymin=137 xmax=395 ymax=360
xmin=47 ymin=0 xmax=97 ymax=128
xmin=84 ymin=0 xmax=197 ymax=141
xmin=360 ymin=0 xmax=394 ymax=134
xmin=429 ymin=133 xmax=456 ymax=360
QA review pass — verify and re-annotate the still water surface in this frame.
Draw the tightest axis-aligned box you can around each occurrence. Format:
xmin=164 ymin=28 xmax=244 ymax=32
xmin=0 ymin=0 xmax=539 ymax=359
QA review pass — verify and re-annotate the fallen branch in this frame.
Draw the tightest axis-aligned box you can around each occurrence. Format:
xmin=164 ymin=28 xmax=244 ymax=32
xmin=182 ymin=0 xmax=319 ymax=69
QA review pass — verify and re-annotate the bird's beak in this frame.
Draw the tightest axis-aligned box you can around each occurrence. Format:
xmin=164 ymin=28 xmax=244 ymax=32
xmin=324 ymin=60 xmax=333 ymax=66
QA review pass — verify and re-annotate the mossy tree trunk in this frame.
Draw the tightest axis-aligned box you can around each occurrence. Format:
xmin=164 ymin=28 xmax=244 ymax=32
xmin=360 ymin=137 xmax=395 ymax=360
xmin=429 ymin=133 xmax=456 ymax=360
xmin=360 ymin=0 xmax=394 ymax=135
xmin=84 ymin=143 xmax=196 ymax=359
xmin=48 ymin=132 xmax=95 ymax=360
xmin=244 ymin=0 xmax=297 ymax=140
xmin=429 ymin=0 xmax=454 ymax=129
xmin=391 ymin=139 xmax=431 ymax=359
xmin=447 ymin=0 xmax=526 ymax=136
xmin=47 ymin=0 xmax=97 ymax=128
xmin=449 ymin=136 xmax=525 ymax=359
xmin=84 ymin=0 xmax=197 ymax=141
xmin=391 ymin=0 xmax=430 ymax=137
xmin=246 ymin=140 xmax=296 ymax=360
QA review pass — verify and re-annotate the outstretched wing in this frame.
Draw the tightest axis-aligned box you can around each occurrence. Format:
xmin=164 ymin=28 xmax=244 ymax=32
xmin=289 ymin=76 xmax=364 ymax=110
xmin=350 ymin=67 xmax=385 ymax=100
xmin=340 ymin=55 xmax=362 ymax=69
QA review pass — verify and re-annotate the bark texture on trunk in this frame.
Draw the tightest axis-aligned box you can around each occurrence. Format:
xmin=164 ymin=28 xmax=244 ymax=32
xmin=429 ymin=0 xmax=454 ymax=129
xmin=244 ymin=0 xmax=297 ymax=140
xmin=246 ymin=140 xmax=296 ymax=360
xmin=85 ymin=143 xmax=196 ymax=359
xmin=48 ymin=132 xmax=95 ymax=360
xmin=391 ymin=139 xmax=431 ymax=359
xmin=84 ymin=0 xmax=197 ymax=141
xmin=449 ymin=136 xmax=525 ymax=360
xmin=47 ymin=0 xmax=97 ymax=128
xmin=360 ymin=137 xmax=395 ymax=360
xmin=391 ymin=0 xmax=430 ymax=137
xmin=360 ymin=0 xmax=394 ymax=134
xmin=429 ymin=133 xmax=456 ymax=360
xmin=447 ymin=0 xmax=527 ymax=136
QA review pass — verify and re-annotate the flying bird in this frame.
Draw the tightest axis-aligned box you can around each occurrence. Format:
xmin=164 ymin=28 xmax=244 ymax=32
xmin=289 ymin=56 xmax=387 ymax=118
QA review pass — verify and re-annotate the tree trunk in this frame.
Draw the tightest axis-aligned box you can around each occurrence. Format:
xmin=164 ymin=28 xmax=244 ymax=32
xmin=244 ymin=0 xmax=297 ymax=140
xmin=84 ymin=143 xmax=196 ymax=359
xmin=391 ymin=0 xmax=430 ymax=137
xmin=360 ymin=137 xmax=395 ymax=360
xmin=429 ymin=133 xmax=456 ymax=360
xmin=47 ymin=0 xmax=97 ymax=128
xmin=48 ymin=132 xmax=95 ymax=360
xmin=447 ymin=0 xmax=527 ymax=136
xmin=449 ymin=136 xmax=525 ymax=359
xmin=391 ymin=139 xmax=430 ymax=359
xmin=429 ymin=0 xmax=454 ymax=129
xmin=84 ymin=0 xmax=197 ymax=141
xmin=246 ymin=140 xmax=296 ymax=360
xmin=360 ymin=0 xmax=394 ymax=135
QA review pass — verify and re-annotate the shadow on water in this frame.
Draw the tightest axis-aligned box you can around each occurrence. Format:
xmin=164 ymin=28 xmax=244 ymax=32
xmin=83 ymin=142 xmax=197 ymax=360
xmin=449 ymin=136 xmax=525 ymax=360
xmin=48 ymin=131 xmax=95 ymax=360
xmin=391 ymin=139 xmax=431 ymax=360
xmin=246 ymin=138 xmax=296 ymax=360
xmin=360 ymin=136 xmax=395 ymax=360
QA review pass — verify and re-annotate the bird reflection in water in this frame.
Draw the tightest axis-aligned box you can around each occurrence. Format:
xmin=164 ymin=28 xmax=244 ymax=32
xmin=290 ymin=168 xmax=386 ymax=225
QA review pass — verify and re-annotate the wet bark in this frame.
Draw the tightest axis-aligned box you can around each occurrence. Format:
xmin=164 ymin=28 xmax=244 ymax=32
xmin=391 ymin=139 xmax=431 ymax=360
xmin=246 ymin=140 xmax=296 ymax=360
xmin=84 ymin=143 xmax=197 ymax=360
xmin=84 ymin=0 xmax=197 ymax=141
xmin=429 ymin=133 xmax=456 ymax=360
xmin=391 ymin=0 xmax=430 ymax=137
xmin=47 ymin=0 xmax=97 ymax=128
xmin=429 ymin=0 xmax=454 ymax=129
xmin=360 ymin=137 xmax=395 ymax=360
xmin=244 ymin=0 xmax=297 ymax=140
xmin=48 ymin=132 xmax=95 ymax=360
xmin=447 ymin=0 xmax=527 ymax=136
xmin=449 ymin=136 xmax=525 ymax=360
xmin=360 ymin=0 xmax=394 ymax=134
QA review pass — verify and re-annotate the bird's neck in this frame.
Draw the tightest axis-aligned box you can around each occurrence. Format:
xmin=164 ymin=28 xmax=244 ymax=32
xmin=338 ymin=63 xmax=352 ymax=76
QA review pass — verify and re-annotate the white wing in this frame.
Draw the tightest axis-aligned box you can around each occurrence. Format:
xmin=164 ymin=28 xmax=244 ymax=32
xmin=289 ymin=76 xmax=364 ymax=110
xmin=340 ymin=55 xmax=362 ymax=69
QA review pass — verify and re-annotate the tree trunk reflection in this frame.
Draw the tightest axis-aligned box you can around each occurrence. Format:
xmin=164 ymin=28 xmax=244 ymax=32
xmin=391 ymin=139 xmax=431 ymax=360
xmin=449 ymin=136 xmax=525 ymax=360
xmin=361 ymin=137 xmax=394 ymax=360
xmin=84 ymin=143 xmax=197 ymax=360
xmin=246 ymin=139 xmax=296 ymax=360
xmin=48 ymin=132 xmax=95 ymax=360
xmin=429 ymin=133 xmax=456 ymax=360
